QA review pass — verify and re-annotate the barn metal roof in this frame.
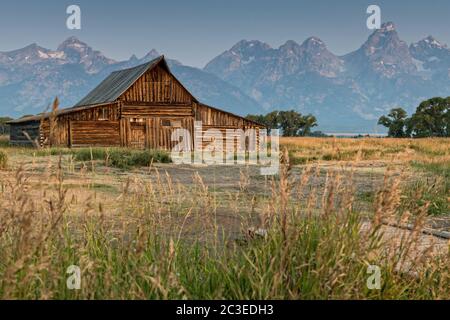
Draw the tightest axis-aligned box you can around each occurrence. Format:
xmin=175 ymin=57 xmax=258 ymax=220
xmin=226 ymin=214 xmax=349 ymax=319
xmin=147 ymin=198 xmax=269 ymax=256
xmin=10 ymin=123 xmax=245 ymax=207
xmin=74 ymin=56 xmax=165 ymax=107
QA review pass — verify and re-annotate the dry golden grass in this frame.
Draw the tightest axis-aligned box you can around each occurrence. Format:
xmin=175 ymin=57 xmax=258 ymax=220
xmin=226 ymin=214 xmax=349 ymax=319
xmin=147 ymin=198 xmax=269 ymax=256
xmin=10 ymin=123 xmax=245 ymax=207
xmin=281 ymin=137 xmax=450 ymax=164
xmin=0 ymin=136 xmax=448 ymax=299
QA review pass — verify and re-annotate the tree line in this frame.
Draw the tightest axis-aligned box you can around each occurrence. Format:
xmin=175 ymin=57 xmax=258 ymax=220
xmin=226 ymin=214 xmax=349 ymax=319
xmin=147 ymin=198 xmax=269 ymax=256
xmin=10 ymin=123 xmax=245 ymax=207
xmin=378 ymin=97 xmax=449 ymax=138
xmin=246 ymin=110 xmax=325 ymax=137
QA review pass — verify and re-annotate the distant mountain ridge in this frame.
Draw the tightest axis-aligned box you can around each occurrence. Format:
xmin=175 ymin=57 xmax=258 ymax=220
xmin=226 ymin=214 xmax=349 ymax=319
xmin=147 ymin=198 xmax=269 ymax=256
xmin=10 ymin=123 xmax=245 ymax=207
xmin=205 ymin=22 xmax=450 ymax=132
xmin=0 ymin=38 xmax=262 ymax=119
xmin=1 ymin=22 xmax=449 ymax=132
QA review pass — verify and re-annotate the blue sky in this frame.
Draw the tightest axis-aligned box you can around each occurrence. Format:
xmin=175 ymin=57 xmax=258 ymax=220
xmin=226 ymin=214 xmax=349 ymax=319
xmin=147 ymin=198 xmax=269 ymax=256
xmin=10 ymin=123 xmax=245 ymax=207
xmin=0 ymin=0 xmax=449 ymax=67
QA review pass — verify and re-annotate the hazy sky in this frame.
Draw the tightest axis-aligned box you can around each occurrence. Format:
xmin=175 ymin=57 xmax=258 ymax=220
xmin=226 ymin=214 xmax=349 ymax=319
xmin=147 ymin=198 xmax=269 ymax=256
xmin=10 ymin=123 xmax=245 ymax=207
xmin=0 ymin=0 xmax=449 ymax=68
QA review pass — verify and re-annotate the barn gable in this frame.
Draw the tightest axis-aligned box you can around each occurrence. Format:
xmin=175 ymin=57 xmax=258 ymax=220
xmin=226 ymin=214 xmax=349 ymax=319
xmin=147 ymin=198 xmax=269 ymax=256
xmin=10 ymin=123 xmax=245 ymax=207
xmin=119 ymin=64 xmax=194 ymax=105
xmin=74 ymin=56 xmax=196 ymax=108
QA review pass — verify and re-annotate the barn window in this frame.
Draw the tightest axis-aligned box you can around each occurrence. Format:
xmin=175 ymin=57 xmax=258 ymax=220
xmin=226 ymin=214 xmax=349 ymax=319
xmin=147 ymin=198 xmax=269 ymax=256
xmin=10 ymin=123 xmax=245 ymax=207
xmin=161 ymin=119 xmax=171 ymax=127
xmin=98 ymin=108 xmax=108 ymax=121
xmin=161 ymin=119 xmax=182 ymax=128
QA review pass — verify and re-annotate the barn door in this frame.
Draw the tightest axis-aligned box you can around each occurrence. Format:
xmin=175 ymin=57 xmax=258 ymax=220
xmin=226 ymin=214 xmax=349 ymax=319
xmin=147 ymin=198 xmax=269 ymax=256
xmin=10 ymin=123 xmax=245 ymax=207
xmin=145 ymin=118 xmax=159 ymax=149
xmin=130 ymin=122 xmax=146 ymax=149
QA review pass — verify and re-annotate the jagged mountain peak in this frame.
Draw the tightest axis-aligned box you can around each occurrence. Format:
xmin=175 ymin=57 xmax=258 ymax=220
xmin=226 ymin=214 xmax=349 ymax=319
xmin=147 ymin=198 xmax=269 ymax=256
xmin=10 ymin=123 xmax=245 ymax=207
xmin=137 ymin=49 xmax=184 ymax=66
xmin=379 ymin=21 xmax=396 ymax=32
xmin=22 ymin=43 xmax=40 ymax=50
xmin=280 ymin=39 xmax=329 ymax=54
xmin=55 ymin=37 xmax=116 ymax=72
xmin=344 ymin=21 xmax=416 ymax=77
xmin=410 ymin=35 xmax=450 ymax=71
xmin=57 ymin=36 xmax=89 ymax=51
xmin=231 ymin=40 xmax=272 ymax=52
xmin=281 ymin=40 xmax=300 ymax=47
xmin=278 ymin=37 xmax=329 ymax=55
xmin=278 ymin=40 xmax=302 ymax=56
xmin=203 ymin=40 xmax=274 ymax=81
xmin=300 ymin=37 xmax=330 ymax=54
xmin=364 ymin=22 xmax=404 ymax=50
xmin=141 ymin=49 xmax=160 ymax=61
xmin=303 ymin=36 xmax=325 ymax=46
xmin=423 ymin=35 xmax=445 ymax=47
xmin=274 ymin=37 xmax=342 ymax=76
xmin=412 ymin=35 xmax=448 ymax=49
xmin=0 ymin=42 xmax=64 ymax=65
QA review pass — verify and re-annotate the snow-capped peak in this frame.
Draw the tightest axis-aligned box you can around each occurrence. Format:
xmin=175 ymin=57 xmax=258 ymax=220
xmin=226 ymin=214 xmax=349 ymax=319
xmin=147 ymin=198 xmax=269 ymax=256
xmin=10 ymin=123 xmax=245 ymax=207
xmin=304 ymin=37 xmax=325 ymax=45
xmin=380 ymin=22 xmax=396 ymax=32
xmin=57 ymin=36 xmax=89 ymax=52
xmin=422 ymin=36 xmax=446 ymax=48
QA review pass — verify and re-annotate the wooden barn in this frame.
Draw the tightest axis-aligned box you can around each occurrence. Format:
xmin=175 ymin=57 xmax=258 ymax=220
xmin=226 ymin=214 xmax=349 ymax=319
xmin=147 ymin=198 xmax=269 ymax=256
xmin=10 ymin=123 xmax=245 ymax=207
xmin=8 ymin=56 xmax=263 ymax=150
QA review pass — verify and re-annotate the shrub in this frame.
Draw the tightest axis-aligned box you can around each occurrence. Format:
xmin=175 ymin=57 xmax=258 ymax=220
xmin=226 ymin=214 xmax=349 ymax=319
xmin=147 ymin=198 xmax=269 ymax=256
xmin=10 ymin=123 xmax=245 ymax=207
xmin=73 ymin=148 xmax=107 ymax=162
xmin=73 ymin=148 xmax=171 ymax=169
xmin=108 ymin=149 xmax=171 ymax=169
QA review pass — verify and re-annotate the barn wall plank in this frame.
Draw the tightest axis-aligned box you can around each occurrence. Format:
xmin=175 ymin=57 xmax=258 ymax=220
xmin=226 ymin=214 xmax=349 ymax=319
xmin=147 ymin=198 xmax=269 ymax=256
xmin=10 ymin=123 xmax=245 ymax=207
xmin=119 ymin=65 xmax=193 ymax=104
xmin=70 ymin=121 xmax=120 ymax=147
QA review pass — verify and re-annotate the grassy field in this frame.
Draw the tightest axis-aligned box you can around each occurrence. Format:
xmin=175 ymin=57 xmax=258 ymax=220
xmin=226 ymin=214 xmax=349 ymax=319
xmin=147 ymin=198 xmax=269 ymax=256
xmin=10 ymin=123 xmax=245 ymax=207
xmin=0 ymin=135 xmax=448 ymax=299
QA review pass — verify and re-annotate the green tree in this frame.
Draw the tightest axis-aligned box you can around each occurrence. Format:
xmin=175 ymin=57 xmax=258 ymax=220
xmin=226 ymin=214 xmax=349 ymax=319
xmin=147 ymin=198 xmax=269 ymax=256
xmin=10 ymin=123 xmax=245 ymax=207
xmin=299 ymin=114 xmax=318 ymax=136
xmin=246 ymin=114 xmax=266 ymax=125
xmin=264 ymin=111 xmax=280 ymax=131
xmin=247 ymin=111 xmax=280 ymax=134
xmin=407 ymin=97 xmax=449 ymax=138
xmin=277 ymin=111 xmax=301 ymax=136
xmin=247 ymin=110 xmax=318 ymax=137
xmin=276 ymin=110 xmax=317 ymax=137
xmin=378 ymin=108 xmax=409 ymax=138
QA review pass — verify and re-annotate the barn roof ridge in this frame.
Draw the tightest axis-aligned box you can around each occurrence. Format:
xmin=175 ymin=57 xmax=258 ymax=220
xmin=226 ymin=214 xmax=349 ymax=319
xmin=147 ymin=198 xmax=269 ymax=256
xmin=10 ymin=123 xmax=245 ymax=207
xmin=73 ymin=56 xmax=166 ymax=108
xmin=109 ymin=56 xmax=165 ymax=74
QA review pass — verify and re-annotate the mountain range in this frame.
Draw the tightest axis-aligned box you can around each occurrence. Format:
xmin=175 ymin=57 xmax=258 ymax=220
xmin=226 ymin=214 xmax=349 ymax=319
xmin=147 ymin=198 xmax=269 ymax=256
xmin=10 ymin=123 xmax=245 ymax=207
xmin=0 ymin=37 xmax=262 ymax=120
xmin=1 ymin=22 xmax=449 ymax=132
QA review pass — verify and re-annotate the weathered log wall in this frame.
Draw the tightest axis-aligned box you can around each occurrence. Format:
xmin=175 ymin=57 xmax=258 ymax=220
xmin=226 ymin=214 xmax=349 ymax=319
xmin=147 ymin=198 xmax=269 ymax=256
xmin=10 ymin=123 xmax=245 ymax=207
xmin=120 ymin=117 xmax=194 ymax=150
xmin=12 ymin=102 xmax=261 ymax=151
xmin=194 ymin=103 xmax=261 ymax=128
xmin=193 ymin=103 xmax=262 ymax=152
xmin=122 ymin=104 xmax=193 ymax=118
xmin=40 ymin=103 xmax=120 ymax=147
xmin=9 ymin=121 xmax=40 ymax=146
xmin=119 ymin=65 xmax=193 ymax=104
xmin=70 ymin=121 xmax=120 ymax=147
